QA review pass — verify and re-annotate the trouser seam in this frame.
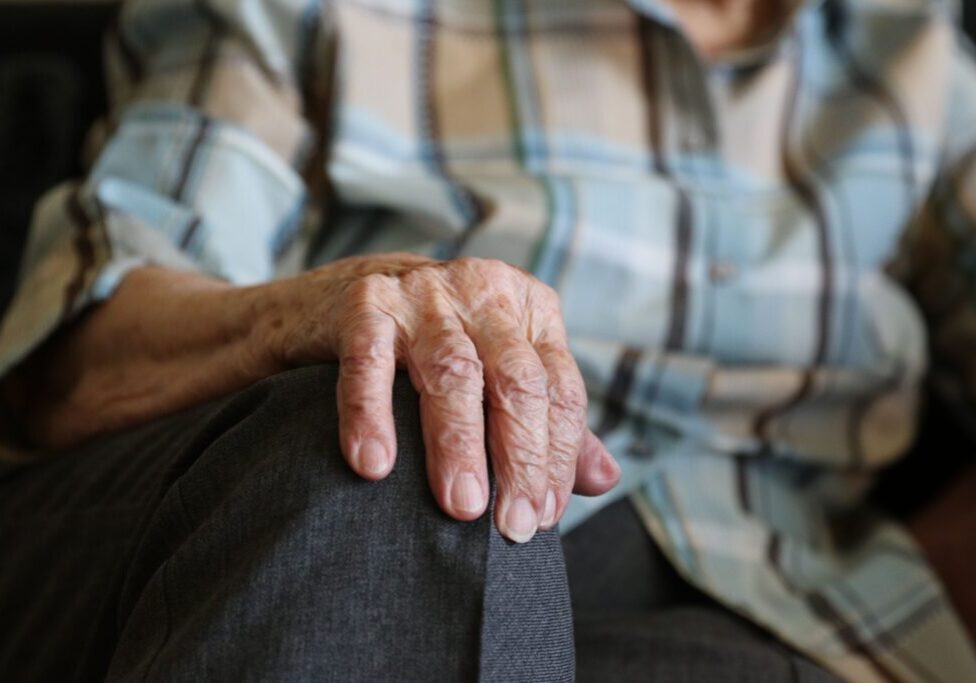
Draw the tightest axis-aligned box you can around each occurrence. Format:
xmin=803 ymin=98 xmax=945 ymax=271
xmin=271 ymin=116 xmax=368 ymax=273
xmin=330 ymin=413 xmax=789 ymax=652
xmin=475 ymin=480 xmax=497 ymax=683
xmin=138 ymin=557 xmax=174 ymax=683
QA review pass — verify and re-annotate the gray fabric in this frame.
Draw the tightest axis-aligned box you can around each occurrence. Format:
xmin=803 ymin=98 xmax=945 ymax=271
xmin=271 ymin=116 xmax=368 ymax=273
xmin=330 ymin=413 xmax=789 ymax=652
xmin=1 ymin=364 xmax=838 ymax=682
xmin=565 ymin=499 xmax=842 ymax=683
xmin=574 ymin=608 xmax=841 ymax=683
xmin=0 ymin=365 xmax=573 ymax=682
xmin=480 ymin=524 xmax=574 ymax=680
xmin=563 ymin=495 xmax=705 ymax=614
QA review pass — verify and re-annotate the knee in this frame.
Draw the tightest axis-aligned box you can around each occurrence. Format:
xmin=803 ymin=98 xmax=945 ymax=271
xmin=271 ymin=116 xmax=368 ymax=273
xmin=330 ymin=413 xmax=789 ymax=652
xmin=114 ymin=364 xmax=574 ymax=681
xmin=171 ymin=364 xmax=437 ymax=534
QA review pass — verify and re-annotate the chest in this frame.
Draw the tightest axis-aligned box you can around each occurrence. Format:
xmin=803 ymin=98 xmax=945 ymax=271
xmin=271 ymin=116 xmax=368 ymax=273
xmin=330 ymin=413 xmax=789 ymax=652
xmin=321 ymin=0 xmax=950 ymax=367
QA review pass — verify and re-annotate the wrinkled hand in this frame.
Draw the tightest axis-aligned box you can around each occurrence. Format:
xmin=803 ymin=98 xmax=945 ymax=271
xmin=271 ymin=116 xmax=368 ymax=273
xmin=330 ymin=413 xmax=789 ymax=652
xmin=272 ymin=254 xmax=620 ymax=542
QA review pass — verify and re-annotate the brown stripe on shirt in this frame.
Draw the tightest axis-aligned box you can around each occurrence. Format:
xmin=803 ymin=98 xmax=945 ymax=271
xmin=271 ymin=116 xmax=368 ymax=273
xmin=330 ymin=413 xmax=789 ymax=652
xmin=825 ymin=0 xmax=917 ymax=203
xmin=172 ymin=117 xmax=213 ymax=203
xmin=636 ymin=15 xmax=666 ymax=175
xmin=667 ymin=194 xmax=693 ymax=352
xmin=753 ymin=33 xmax=833 ymax=444
xmin=637 ymin=16 xmax=694 ymax=353
xmin=188 ymin=0 xmax=226 ymax=107
xmin=416 ymin=0 xmax=486 ymax=257
xmin=179 ymin=216 xmax=203 ymax=251
xmin=296 ymin=0 xmax=330 ymax=175
xmin=91 ymin=194 xmax=113 ymax=263
xmin=844 ymin=373 xmax=901 ymax=469
xmin=829 ymin=3 xmax=918 ymax=465
xmin=166 ymin=2 xmax=226 ymax=204
xmin=735 ymin=453 xmax=752 ymax=514
xmin=832 ymin=581 xmax=943 ymax=682
xmin=610 ymin=13 xmax=695 ymax=437
xmin=62 ymin=189 xmax=98 ymax=320
xmin=765 ymin=535 xmax=901 ymax=682
xmin=596 ymin=347 xmax=642 ymax=437
xmin=806 ymin=592 xmax=903 ymax=683
xmin=300 ymin=15 xmax=337 ymax=208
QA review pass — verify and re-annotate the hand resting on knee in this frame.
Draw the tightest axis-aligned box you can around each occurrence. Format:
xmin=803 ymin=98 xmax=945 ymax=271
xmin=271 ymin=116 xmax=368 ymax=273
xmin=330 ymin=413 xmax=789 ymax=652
xmin=2 ymin=255 xmax=620 ymax=542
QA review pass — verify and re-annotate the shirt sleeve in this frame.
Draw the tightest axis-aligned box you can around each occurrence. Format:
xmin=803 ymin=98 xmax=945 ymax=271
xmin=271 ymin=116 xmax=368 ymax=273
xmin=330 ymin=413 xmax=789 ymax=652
xmin=895 ymin=27 xmax=976 ymax=433
xmin=0 ymin=0 xmax=329 ymax=377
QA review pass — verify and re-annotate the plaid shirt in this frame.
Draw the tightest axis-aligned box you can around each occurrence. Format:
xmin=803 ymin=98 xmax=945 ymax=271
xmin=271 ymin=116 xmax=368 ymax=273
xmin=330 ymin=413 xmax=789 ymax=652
xmin=2 ymin=0 xmax=976 ymax=678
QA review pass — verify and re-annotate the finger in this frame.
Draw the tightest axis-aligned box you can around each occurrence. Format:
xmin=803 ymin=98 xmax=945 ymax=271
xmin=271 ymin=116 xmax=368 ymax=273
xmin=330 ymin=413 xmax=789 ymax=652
xmin=470 ymin=318 xmax=550 ymax=543
xmin=573 ymin=430 xmax=620 ymax=496
xmin=407 ymin=318 xmax=489 ymax=522
xmin=336 ymin=309 xmax=398 ymax=481
xmin=534 ymin=341 xmax=588 ymax=529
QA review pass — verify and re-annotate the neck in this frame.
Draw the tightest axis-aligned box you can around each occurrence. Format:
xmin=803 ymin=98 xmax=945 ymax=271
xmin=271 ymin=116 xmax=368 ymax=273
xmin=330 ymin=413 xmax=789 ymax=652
xmin=663 ymin=0 xmax=790 ymax=60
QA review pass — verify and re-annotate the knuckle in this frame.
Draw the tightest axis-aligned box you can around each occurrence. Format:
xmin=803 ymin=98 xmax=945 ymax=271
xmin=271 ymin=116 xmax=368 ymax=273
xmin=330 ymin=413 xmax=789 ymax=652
xmin=339 ymin=395 xmax=382 ymax=424
xmin=546 ymin=403 xmax=584 ymax=475
xmin=339 ymin=337 xmax=391 ymax=375
xmin=549 ymin=429 xmax=585 ymax=474
xmin=547 ymin=455 xmax=576 ymax=488
xmin=452 ymin=256 xmax=482 ymax=272
xmin=418 ymin=340 xmax=485 ymax=397
xmin=342 ymin=296 xmax=392 ymax=332
xmin=490 ymin=354 xmax=548 ymax=404
xmin=548 ymin=375 xmax=587 ymax=415
xmin=534 ymin=281 xmax=560 ymax=307
xmin=431 ymin=424 xmax=483 ymax=459
xmin=480 ymin=257 xmax=512 ymax=277
xmin=401 ymin=263 xmax=438 ymax=289
xmin=346 ymin=272 xmax=389 ymax=303
xmin=501 ymin=443 xmax=548 ymax=475
xmin=547 ymin=420 xmax=583 ymax=463
xmin=338 ymin=387 xmax=388 ymax=428
xmin=456 ymin=256 xmax=515 ymax=283
xmin=489 ymin=411 xmax=548 ymax=459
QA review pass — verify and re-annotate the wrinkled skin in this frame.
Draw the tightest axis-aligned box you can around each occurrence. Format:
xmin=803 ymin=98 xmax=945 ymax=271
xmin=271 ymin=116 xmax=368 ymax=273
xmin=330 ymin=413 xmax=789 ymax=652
xmin=7 ymin=255 xmax=620 ymax=543
xmin=271 ymin=253 xmax=620 ymax=542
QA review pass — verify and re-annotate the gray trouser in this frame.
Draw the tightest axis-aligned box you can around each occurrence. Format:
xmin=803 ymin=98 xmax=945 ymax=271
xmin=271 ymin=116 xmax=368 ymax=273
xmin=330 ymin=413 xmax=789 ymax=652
xmin=0 ymin=365 xmax=839 ymax=682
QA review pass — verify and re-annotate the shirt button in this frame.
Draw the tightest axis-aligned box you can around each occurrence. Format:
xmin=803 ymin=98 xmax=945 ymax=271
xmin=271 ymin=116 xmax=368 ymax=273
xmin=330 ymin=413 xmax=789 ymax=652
xmin=709 ymin=260 xmax=738 ymax=283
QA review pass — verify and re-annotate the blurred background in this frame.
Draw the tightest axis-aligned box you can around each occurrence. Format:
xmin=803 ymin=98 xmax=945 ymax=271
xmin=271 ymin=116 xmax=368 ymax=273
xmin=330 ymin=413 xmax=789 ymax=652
xmin=0 ymin=0 xmax=974 ymax=513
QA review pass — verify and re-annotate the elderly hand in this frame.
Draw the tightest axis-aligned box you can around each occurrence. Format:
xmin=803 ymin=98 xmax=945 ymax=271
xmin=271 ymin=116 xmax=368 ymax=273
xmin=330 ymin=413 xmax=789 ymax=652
xmin=269 ymin=253 xmax=620 ymax=542
xmin=7 ymin=255 xmax=619 ymax=543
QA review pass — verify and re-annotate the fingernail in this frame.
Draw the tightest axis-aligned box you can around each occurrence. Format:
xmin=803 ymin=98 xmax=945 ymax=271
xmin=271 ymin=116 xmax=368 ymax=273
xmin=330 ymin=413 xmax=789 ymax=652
xmin=501 ymin=496 xmax=538 ymax=544
xmin=541 ymin=489 xmax=557 ymax=528
xmin=357 ymin=439 xmax=389 ymax=477
xmin=451 ymin=473 xmax=485 ymax=515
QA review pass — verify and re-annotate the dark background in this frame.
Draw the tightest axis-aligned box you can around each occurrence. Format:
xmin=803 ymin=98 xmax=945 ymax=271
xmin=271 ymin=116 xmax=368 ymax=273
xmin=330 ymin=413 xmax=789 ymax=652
xmin=0 ymin=2 xmax=118 ymax=312
xmin=0 ymin=1 xmax=973 ymax=513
